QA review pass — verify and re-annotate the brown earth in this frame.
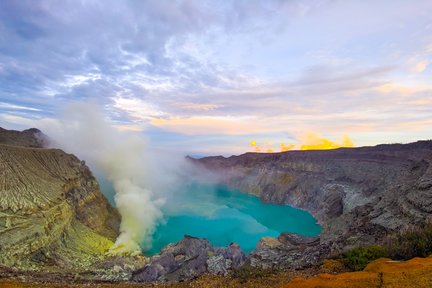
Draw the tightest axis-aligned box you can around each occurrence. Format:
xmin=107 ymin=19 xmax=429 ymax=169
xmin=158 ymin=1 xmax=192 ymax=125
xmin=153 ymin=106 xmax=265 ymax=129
xmin=283 ymin=256 xmax=432 ymax=288
xmin=0 ymin=269 xmax=313 ymax=288
xmin=2 ymin=257 xmax=432 ymax=287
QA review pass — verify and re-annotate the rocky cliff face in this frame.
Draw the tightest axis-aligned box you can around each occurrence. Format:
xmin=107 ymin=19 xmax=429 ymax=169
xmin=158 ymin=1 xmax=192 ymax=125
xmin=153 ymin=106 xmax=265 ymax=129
xmin=192 ymin=141 xmax=432 ymax=265
xmin=0 ymin=128 xmax=121 ymax=271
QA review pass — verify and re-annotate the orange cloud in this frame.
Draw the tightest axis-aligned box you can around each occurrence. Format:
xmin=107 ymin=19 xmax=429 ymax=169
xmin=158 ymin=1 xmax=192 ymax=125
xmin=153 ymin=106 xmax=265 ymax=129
xmin=250 ymin=140 xmax=276 ymax=153
xmin=250 ymin=133 xmax=354 ymax=153
xmin=376 ymin=83 xmax=431 ymax=95
xmin=250 ymin=140 xmax=261 ymax=152
xmin=281 ymin=143 xmax=295 ymax=152
xmin=151 ymin=116 xmax=263 ymax=135
xmin=409 ymin=60 xmax=429 ymax=73
xmin=299 ymin=133 xmax=353 ymax=150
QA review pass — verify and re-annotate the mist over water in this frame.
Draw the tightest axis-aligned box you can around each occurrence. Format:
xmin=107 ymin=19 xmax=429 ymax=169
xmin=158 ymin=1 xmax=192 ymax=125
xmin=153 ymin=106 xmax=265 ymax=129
xmin=45 ymin=102 xmax=320 ymax=256
xmin=98 ymin=177 xmax=321 ymax=255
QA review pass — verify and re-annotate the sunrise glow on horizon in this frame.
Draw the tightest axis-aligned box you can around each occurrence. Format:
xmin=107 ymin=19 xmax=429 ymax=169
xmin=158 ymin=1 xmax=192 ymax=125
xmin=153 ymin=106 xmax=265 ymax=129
xmin=0 ymin=1 xmax=431 ymax=156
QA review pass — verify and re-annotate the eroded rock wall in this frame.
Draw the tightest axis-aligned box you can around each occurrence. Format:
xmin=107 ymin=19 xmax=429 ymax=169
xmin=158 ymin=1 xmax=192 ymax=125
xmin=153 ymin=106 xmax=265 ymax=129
xmin=193 ymin=141 xmax=432 ymax=254
xmin=0 ymin=138 xmax=120 ymax=269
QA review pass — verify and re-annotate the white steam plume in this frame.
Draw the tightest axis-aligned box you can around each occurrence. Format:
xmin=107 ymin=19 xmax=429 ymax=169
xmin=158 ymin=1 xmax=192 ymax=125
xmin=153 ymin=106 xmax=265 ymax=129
xmin=44 ymin=102 xmax=164 ymax=255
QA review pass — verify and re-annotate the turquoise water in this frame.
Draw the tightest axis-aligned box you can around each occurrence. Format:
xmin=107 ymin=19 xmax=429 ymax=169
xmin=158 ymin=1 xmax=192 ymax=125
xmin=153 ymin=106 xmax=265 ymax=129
xmin=97 ymin=176 xmax=321 ymax=255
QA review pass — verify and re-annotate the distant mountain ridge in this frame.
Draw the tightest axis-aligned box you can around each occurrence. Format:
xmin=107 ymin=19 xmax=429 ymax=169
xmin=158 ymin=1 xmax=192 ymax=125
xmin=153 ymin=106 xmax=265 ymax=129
xmin=192 ymin=139 xmax=432 ymax=268
xmin=0 ymin=127 xmax=49 ymax=148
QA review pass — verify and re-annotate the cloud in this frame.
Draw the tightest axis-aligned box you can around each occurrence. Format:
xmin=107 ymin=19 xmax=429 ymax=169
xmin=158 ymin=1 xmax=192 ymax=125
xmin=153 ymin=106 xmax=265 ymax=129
xmin=112 ymin=97 xmax=166 ymax=120
xmin=0 ymin=102 xmax=42 ymax=111
xmin=1 ymin=0 xmax=432 ymax=154
xmin=250 ymin=133 xmax=354 ymax=152
xmin=410 ymin=60 xmax=429 ymax=73
xmin=150 ymin=116 xmax=262 ymax=135
xmin=175 ymin=102 xmax=222 ymax=112
xmin=376 ymin=83 xmax=432 ymax=95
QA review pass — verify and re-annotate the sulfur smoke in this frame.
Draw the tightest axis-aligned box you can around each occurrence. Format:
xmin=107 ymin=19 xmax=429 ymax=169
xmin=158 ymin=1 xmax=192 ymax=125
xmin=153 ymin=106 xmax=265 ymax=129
xmin=43 ymin=102 xmax=164 ymax=255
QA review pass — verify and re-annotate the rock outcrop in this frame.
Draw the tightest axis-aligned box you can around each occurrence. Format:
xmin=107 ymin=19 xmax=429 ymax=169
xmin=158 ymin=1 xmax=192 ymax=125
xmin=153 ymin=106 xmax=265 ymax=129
xmin=0 ymin=127 xmax=121 ymax=271
xmin=192 ymin=140 xmax=432 ymax=266
xmin=132 ymin=235 xmax=246 ymax=282
xmin=249 ymin=233 xmax=324 ymax=270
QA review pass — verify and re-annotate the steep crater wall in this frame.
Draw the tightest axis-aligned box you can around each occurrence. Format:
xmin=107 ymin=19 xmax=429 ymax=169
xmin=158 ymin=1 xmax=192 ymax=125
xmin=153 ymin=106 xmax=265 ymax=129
xmin=192 ymin=141 xmax=432 ymax=257
xmin=0 ymin=129 xmax=121 ymax=270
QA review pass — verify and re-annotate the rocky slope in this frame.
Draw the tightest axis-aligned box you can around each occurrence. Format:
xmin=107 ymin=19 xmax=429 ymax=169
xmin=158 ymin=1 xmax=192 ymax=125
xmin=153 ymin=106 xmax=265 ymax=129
xmin=191 ymin=141 xmax=432 ymax=267
xmin=0 ymin=128 xmax=121 ymax=271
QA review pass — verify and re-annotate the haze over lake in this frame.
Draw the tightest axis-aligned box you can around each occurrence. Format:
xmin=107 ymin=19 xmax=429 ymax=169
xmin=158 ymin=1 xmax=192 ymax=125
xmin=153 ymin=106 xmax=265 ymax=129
xmin=98 ymin=177 xmax=321 ymax=254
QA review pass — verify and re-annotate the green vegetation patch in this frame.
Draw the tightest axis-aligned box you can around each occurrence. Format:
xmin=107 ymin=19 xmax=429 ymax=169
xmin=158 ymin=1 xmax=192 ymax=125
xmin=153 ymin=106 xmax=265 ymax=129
xmin=342 ymin=246 xmax=387 ymax=271
xmin=340 ymin=224 xmax=432 ymax=271
xmin=231 ymin=265 xmax=274 ymax=283
xmin=386 ymin=224 xmax=432 ymax=260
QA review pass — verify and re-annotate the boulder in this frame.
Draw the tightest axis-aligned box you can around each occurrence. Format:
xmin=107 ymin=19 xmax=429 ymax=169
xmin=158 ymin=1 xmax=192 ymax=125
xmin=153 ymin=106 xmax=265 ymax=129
xmin=132 ymin=236 xmax=246 ymax=282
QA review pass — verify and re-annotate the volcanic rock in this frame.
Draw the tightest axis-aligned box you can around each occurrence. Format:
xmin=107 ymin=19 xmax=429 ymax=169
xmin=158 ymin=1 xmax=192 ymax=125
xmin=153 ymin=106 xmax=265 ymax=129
xmin=249 ymin=233 xmax=324 ymax=269
xmin=192 ymin=140 xmax=432 ymax=265
xmin=132 ymin=236 xmax=246 ymax=282
xmin=0 ymin=127 xmax=48 ymax=148
xmin=0 ymin=127 xmax=121 ymax=271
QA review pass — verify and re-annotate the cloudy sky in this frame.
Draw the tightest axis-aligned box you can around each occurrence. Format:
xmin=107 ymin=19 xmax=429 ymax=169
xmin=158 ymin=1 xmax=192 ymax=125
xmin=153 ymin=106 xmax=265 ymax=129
xmin=0 ymin=0 xmax=431 ymax=155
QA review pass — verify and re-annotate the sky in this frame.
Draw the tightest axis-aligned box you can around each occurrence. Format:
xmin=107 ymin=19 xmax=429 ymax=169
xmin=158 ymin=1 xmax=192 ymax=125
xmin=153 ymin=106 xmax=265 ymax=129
xmin=0 ymin=0 xmax=431 ymax=156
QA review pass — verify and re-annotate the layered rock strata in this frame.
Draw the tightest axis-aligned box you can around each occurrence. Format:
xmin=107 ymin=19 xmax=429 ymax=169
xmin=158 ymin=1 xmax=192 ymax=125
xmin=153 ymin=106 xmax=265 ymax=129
xmin=191 ymin=141 xmax=432 ymax=266
xmin=0 ymin=128 xmax=120 ymax=271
